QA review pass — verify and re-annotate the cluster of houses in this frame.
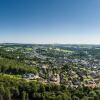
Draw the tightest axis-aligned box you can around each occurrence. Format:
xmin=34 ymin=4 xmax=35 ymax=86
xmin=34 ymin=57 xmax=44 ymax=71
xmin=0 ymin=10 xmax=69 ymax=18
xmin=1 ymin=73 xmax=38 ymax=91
xmin=4 ymin=45 xmax=100 ymax=88
xmin=21 ymin=50 xmax=100 ymax=88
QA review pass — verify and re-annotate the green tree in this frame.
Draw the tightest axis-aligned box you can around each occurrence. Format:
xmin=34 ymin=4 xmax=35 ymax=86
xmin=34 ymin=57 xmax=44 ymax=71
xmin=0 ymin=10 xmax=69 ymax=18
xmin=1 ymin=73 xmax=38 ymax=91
xmin=22 ymin=91 xmax=26 ymax=100
xmin=5 ymin=87 xmax=11 ymax=100
xmin=82 ymin=96 xmax=89 ymax=100
xmin=0 ymin=85 xmax=5 ymax=100
xmin=56 ymin=95 xmax=62 ymax=100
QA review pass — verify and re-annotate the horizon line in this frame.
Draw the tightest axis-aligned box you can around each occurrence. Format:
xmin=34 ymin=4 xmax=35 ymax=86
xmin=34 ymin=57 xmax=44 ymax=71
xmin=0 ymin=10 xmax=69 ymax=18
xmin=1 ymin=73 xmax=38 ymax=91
xmin=0 ymin=42 xmax=100 ymax=45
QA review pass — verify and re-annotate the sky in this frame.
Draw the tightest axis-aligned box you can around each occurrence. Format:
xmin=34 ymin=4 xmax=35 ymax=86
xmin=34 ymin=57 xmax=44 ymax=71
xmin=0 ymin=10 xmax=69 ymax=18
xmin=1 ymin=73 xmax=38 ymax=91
xmin=0 ymin=0 xmax=100 ymax=44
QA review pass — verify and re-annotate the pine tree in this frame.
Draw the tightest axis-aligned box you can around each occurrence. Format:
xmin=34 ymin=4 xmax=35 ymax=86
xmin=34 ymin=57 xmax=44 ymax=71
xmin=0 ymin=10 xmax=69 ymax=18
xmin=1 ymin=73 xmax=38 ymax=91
xmin=0 ymin=85 xmax=5 ymax=100
xmin=22 ymin=91 xmax=26 ymax=100
xmin=5 ymin=87 xmax=11 ymax=100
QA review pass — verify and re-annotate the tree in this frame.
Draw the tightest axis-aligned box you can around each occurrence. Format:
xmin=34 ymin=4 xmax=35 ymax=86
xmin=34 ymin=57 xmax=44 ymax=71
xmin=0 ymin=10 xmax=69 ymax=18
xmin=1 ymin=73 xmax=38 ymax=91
xmin=56 ymin=95 xmax=62 ymax=100
xmin=0 ymin=85 xmax=5 ymax=100
xmin=89 ymin=90 xmax=97 ymax=99
xmin=39 ymin=84 xmax=45 ymax=92
xmin=82 ymin=96 xmax=89 ymax=100
xmin=72 ymin=95 xmax=80 ymax=100
xmin=5 ymin=87 xmax=11 ymax=100
xmin=22 ymin=91 xmax=26 ymax=100
xmin=26 ymin=93 xmax=29 ymax=100
xmin=62 ymin=93 xmax=70 ymax=100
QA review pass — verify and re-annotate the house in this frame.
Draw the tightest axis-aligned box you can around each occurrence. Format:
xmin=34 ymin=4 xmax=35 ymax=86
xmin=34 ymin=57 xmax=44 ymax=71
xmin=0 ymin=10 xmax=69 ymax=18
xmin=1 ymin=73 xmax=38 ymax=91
xmin=22 ymin=73 xmax=39 ymax=80
xmin=50 ymin=73 xmax=60 ymax=83
xmin=84 ymin=80 xmax=97 ymax=88
xmin=50 ymin=75 xmax=58 ymax=82
xmin=42 ymin=64 xmax=48 ymax=69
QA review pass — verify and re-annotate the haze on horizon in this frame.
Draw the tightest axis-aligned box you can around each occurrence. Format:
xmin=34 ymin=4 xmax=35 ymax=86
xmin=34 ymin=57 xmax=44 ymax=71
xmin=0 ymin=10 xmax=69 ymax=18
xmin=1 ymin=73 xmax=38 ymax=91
xmin=0 ymin=0 xmax=100 ymax=44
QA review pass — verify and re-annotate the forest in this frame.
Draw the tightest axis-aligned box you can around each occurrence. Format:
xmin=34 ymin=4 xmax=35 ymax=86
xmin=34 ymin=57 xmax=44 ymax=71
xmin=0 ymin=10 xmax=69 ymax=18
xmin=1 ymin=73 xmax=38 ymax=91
xmin=1 ymin=74 xmax=100 ymax=100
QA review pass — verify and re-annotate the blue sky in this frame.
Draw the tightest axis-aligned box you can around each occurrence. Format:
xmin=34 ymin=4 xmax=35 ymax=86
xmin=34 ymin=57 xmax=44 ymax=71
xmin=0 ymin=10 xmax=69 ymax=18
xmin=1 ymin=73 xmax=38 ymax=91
xmin=0 ymin=0 xmax=100 ymax=44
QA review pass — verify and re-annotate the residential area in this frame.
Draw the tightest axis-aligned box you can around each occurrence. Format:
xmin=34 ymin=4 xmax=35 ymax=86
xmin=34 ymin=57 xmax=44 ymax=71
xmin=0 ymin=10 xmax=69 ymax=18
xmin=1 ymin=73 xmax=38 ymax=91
xmin=1 ymin=44 xmax=100 ymax=88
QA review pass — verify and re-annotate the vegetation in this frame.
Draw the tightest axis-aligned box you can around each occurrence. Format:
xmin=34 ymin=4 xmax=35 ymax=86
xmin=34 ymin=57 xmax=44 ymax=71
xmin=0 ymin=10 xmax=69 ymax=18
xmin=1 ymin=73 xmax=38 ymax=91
xmin=1 ymin=74 xmax=100 ymax=100
xmin=0 ymin=58 xmax=37 ymax=75
xmin=0 ymin=44 xmax=100 ymax=100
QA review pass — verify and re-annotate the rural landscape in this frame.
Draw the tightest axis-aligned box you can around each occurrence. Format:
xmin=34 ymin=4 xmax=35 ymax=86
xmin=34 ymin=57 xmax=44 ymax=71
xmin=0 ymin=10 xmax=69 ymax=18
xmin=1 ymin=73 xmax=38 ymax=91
xmin=0 ymin=43 xmax=100 ymax=100
xmin=0 ymin=0 xmax=100 ymax=99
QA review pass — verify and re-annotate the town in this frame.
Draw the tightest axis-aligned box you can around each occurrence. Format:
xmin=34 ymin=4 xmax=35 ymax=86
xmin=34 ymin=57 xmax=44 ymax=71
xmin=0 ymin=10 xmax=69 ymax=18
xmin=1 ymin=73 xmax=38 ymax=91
xmin=0 ymin=43 xmax=100 ymax=88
